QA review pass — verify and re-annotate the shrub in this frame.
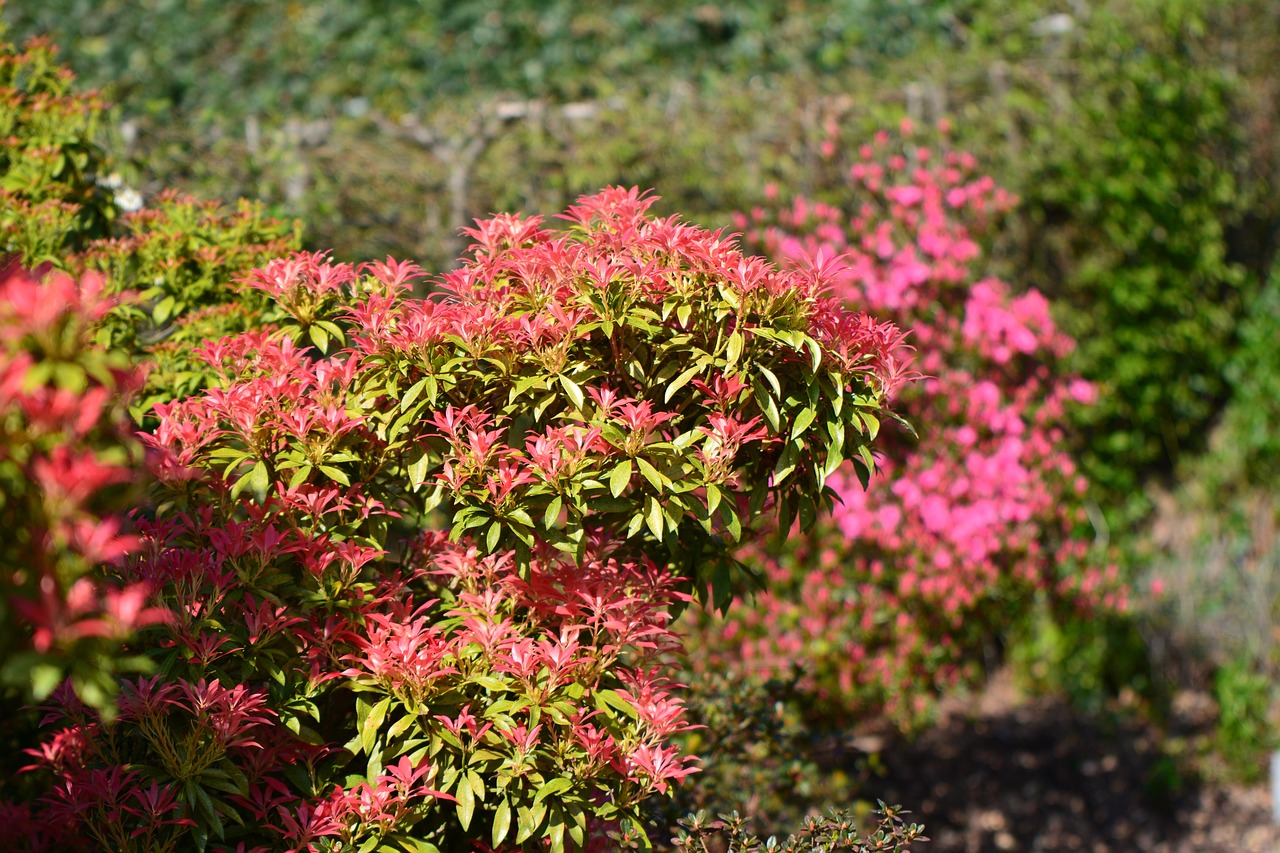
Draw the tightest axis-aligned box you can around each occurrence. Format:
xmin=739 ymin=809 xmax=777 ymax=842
xmin=670 ymin=804 xmax=926 ymax=853
xmin=5 ymin=190 xmax=908 ymax=851
xmin=0 ymin=22 xmax=303 ymax=412
xmin=0 ymin=27 xmax=116 ymax=260
xmin=683 ymin=128 xmax=1116 ymax=729
xmin=0 ymin=266 xmax=154 ymax=709
xmin=1198 ymin=253 xmax=1280 ymax=491
xmin=1003 ymin=0 xmax=1252 ymax=510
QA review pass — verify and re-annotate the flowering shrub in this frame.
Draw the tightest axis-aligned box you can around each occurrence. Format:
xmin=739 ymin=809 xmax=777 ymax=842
xmin=0 ymin=265 xmax=155 ymax=708
xmin=74 ymin=189 xmax=303 ymax=413
xmin=6 ymin=189 xmax=908 ymax=851
xmin=0 ymin=28 xmax=116 ymax=262
xmin=0 ymin=24 xmax=301 ymax=415
xmin=685 ymin=128 xmax=1119 ymax=727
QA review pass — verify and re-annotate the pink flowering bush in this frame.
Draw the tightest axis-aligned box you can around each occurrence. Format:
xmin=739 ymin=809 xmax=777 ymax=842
xmin=686 ymin=128 xmax=1121 ymax=727
xmin=5 ymin=189 xmax=909 ymax=851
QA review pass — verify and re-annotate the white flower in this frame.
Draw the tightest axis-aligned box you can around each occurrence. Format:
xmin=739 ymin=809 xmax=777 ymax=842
xmin=115 ymin=187 xmax=143 ymax=213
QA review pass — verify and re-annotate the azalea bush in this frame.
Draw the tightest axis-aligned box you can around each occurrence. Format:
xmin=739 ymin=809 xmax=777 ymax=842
xmin=683 ymin=128 xmax=1118 ymax=728
xmin=3 ymin=189 xmax=911 ymax=851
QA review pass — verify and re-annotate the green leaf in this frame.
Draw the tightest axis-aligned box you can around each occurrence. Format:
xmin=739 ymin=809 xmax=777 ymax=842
xmin=188 ymin=782 xmax=225 ymax=839
xmin=29 ymin=663 xmax=62 ymax=700
xmin=636 ymin=457 xmax=663 ymax=491
xmin=516 ymin=803 xmax=542 ymax=844
xmin=705 ymin=483 xmax=722 ymax=516
xmin=790 ymin=406 xmax=816 ymax=440
xmin=388 ymin=711 xmax=416 ymax=740
xmin=725 ymin=330 xmax=744 ymax=367
xmin=558 ymin=374 xmax=584 ymax=409
xmin=754 ymin=382 xmax=780 ymax=433
xmin=456 ymin=773 xmax=475 ymax=830
xmin=722 ymin=502 xmax=742 ymax=541
xmin=467 ymin=768 xmax=486 ymax=803
xmin=534 ymin=777 xmax=572 ymax=804
xmin=608 ymin=459 xmax=632 ymax=497
xmin=822 ymin=444 xmax=845 ymax=479
xmin=231 ymin=460 xmax=269 ymax=499
xmin=543 ymin=494 xmax=563 ymax=528
xmin=664 ymin=363 xmax=702 ymax=402
xmin=804 ymin=335 xmax=823 ymax=372
xmin=594 ymin=688 xmax=638 ymax=719
xmin=307 ymin=323 xmax=329 ymax=352
xmin=860 ymin=411 xmax=880 ymax=441
xmin=492 ymin=798 xmax=512 ymax=847
xmin=757 ymin=363 xmax=781 ymax=398
xmin=401 ymin=377 xmax=429 ymax=411
xmin=154 ymin=294 xmax=176 ymax=324
xmin=567 ymin=806 xmax=586 ymax=847
xmin=317 ymin=319 xmax=346 ymax=345
xmin=773 ymin=440 xmax=799 ymax=484
xmin=506 ymin=508 xmax=533 ymax=527
xmin=318 ymin=464 xmax=350 ymax=486
xmin=362 ymin=697 xmax=390 ymax=755
xmin=549 ymin=809 xmax=566 ymax=853
xmin=644 ymin=495 xmax=664 ymax=539
xmin=407 ymin=452 xmax=431 ymax=488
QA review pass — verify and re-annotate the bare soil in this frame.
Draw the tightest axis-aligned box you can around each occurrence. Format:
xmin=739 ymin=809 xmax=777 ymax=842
xmin=860 ymin=673 xmax=1280 ymax=852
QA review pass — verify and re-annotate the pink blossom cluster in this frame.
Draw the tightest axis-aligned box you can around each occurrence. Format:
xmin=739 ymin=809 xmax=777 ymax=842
xmin=689 ymin=129 xmax=1122 ymax=725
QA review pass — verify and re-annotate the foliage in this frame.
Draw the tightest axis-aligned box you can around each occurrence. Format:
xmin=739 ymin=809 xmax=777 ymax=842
xmin=682 ymin=129 xmax=1117 ymax=729
xmin=73 ymin=190 xmax=303 ymax=412
xmin=4 ymin=192 xmax=907 ymax=851
xmin=0 ymin=24 xmax=304 ymax=421
xmin=1197 ymin=253 xmax=1280 ymax=491
xmin=1 ymin=0 xmax=965 ymax=114
xmin=647 ymin=671 xmax=848 ymax=839
xmin=1212 ymin=655 xmax=1277 ymax=782
xmin=997 ymin=0 xmax=1252 ymax=510
xmin=670 ymin=804 xmax=926 ymax=853
xmin=0 ymin=266 xmax=155 ymax=710
xmin=23 ymin=0 xmax=1265 ymax=528
xmin=1008 ymin=605 xmax=1155 ymax=718
xmin=0 ymin=25 xmax=116 ymax=260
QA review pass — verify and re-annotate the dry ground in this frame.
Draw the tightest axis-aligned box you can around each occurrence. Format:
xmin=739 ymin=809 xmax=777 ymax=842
xmin=860 ymin=672 xmax=1280 ymax=852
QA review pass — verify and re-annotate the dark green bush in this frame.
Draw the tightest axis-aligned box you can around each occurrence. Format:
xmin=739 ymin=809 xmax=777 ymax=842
xmin=1002 ymin=0 xmax=1252 ymax=511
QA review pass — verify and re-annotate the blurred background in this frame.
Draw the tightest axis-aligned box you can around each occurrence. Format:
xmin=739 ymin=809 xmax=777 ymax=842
xmin=6 ymin=0 xmax=1280 ymax=848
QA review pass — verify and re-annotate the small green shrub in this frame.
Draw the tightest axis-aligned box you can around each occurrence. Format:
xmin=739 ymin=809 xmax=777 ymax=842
xmin=1213 ymin=655 xmax=1277 ymax=782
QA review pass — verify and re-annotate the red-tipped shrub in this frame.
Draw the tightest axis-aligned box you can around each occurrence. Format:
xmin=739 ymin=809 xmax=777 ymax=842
xmin=0 ymin=266 xmax=158 ymax=708
xmin=8 ymin=189 xmax=908 ymax=850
